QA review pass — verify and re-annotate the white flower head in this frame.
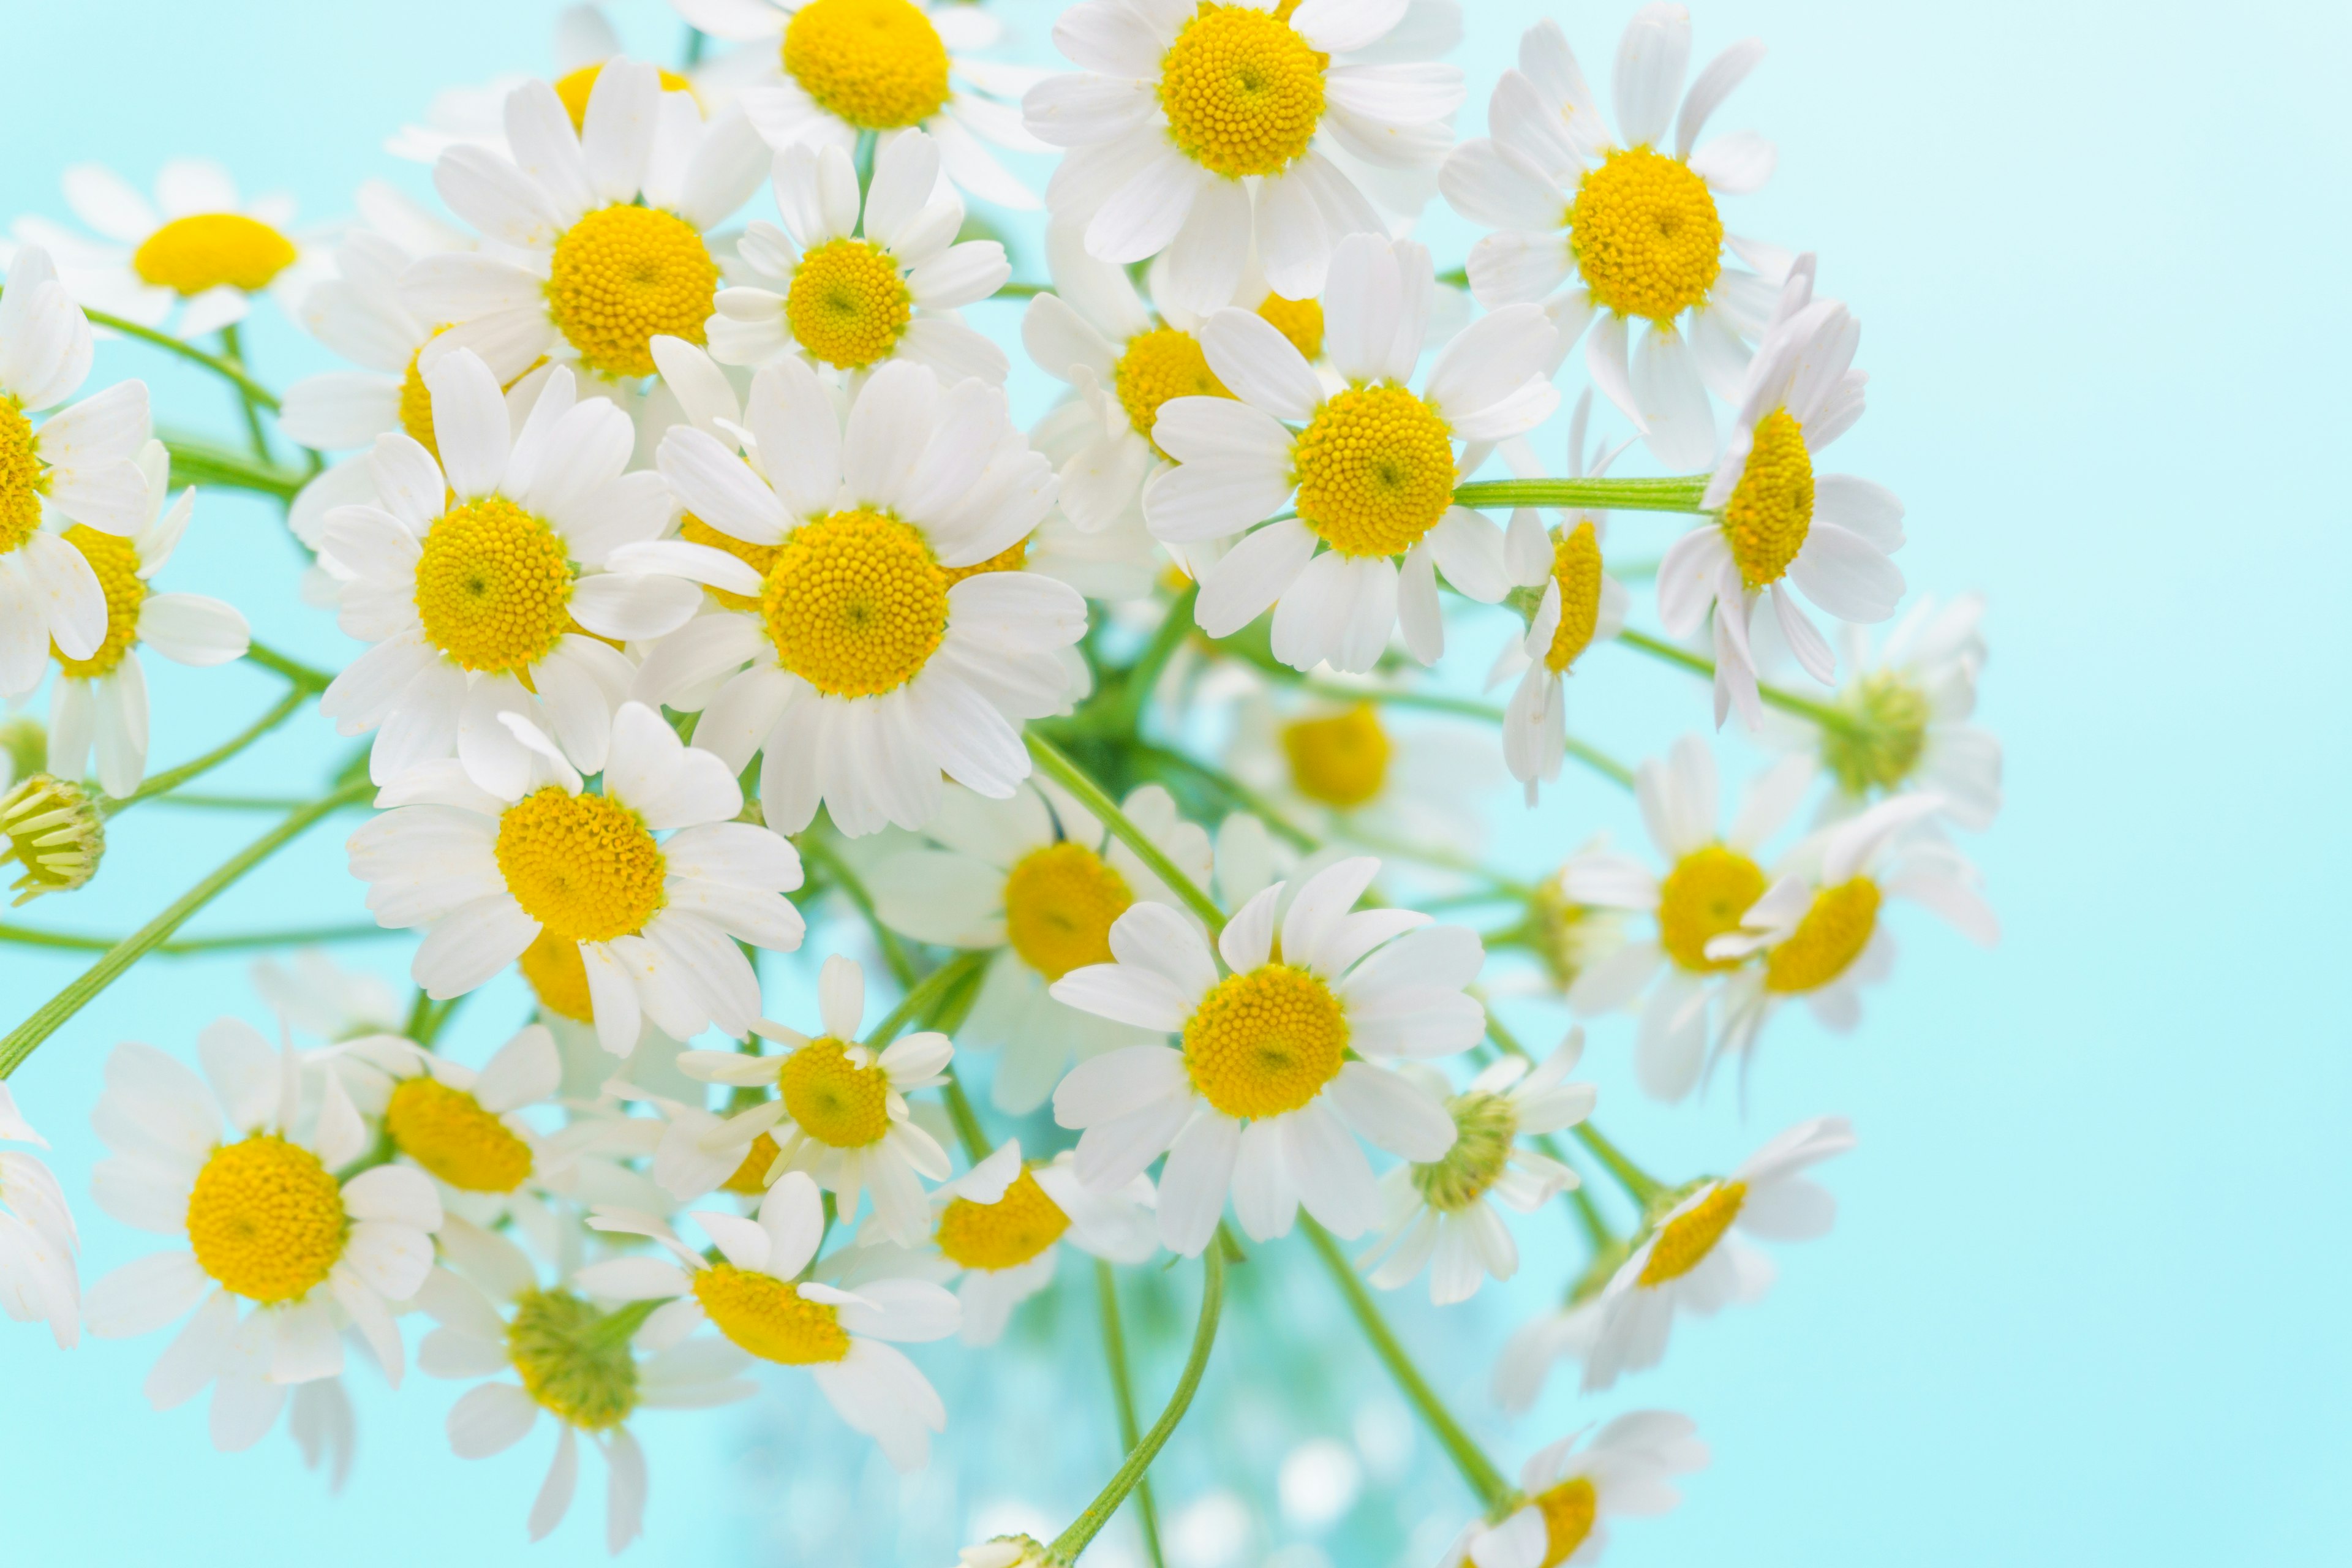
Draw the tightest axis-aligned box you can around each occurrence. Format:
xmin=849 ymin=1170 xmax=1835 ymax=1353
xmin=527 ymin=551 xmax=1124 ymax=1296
xmin=249 ymin=949 xmax=406 ymax=1044
xmin=1450 ymin=1411 xmax=1708 ymax=1567
xmin=1224 ymin=687 xmax=1502 ymax=859
xmin=0 ymin=1083 xmax=78 ymax=1348
xmin=1795 ymin=593 xmax=2002 ymax=831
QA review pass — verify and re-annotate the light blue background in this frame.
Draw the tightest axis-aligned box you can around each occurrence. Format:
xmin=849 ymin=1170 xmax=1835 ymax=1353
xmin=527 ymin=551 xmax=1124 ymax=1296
xmin=3 ymin=0 xmax=2346 ymax=1563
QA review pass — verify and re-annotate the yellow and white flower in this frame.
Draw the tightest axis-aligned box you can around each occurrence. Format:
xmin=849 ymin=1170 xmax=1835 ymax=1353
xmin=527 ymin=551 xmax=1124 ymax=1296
xmin=1449 ymin=1412 xmax=1708 ymax=1567
xmin=1792 ymin=594 xmax=2002 ymax=831
xmin=1050 ymin=856 xmax=1472 ymax=1256
xmin=0 ymin=1083 xmax=78 ymax=1348
xmin=1224 ymin=689 xmax=1501 ymax=861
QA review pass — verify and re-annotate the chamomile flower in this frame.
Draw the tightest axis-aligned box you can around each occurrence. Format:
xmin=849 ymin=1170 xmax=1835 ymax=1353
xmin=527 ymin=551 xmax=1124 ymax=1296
xmin=707 ymin=130 xmax=1011 ymax=385
xmin=250 ymin=949 xmax=405 ymax=1044
xmin=1792 ymin=594 xmax=2002 ymax=831
xmin=956 ymin=1539 xmax=1052 ymax=1568
xmin=1559 ymin=736 xmax=1813 ymax=1102
xmin=1050 ymin=857 xmax=1474 ymax=1256
xmin=1449 ymin=1412 xmax=1708 ymax=1567
xmin=635 ymin=358 xmax=1083 ymax=837
xmin=1440 ymin=8 xmax=1784 ymax=466
xmin=347 ymin=702 xmax=807 ymax=1056
xmin=865 ymin=779 xmax=1216 ymax=1114
xmin=1025 ymin=0 xmax=1463 ymax=314
xmin=1224 ymin=690 xmax=1501 ymax=860
xmin=579 ymin=1172 xmax=962 ymax=1471
xmin=1143 ymin=235 xmax=1558 ymax=673
xmin=1581 ymin=1116 xmax=1854 ymax=1392
xmin=0 ymin=1084 xmax=78 ymax=1347
xmin=1490 ymin=1297 xmax=1607 ymax=1415
xmin=40 ymin=439 xmax=249 ymax=797
xmin=315 ymin=349 xmax=692 ymax=790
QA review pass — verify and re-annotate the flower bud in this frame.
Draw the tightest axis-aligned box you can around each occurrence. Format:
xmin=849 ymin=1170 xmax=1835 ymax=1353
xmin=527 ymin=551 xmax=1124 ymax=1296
xmin=0 ymin=774 xmax=105 ymax=905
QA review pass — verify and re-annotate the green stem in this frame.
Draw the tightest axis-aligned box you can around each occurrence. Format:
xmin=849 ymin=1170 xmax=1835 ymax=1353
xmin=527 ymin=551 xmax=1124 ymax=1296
xmin=1134 ymin=743 xmax=1318 ymax=851
xmin=1568 ymin=1182 xmax=1616 ymax=1254
xmin=587 ymin=1296 xmax=662 ymax=1350
xmin=140 ymin=793 xmax=322 ymax=812
xmin=940 ymin=1066 xmax=991 ymax=1165
xmin=244 ymin=640 xmax=335 ymax=690
xmin=1112 ymin=584 xmax=1197 ymax=733
xmin=84 ymin=308 xmax=281 ymax=410
xmin=163 ymin=434 xmax=306 ymax=500
xmin=100 ymin=687 xmax=310 ymax=818
xmin=798 ymin=832 xmax=917 ymax=989
xmin=0 ymin=920 xmax=392 ymax=956
xmin=1570 ymin=1123 xmax=1668 ymax=1210
xmin=217 ymin=323 xmax=274 ymax=462
xmin=864 ymin=949 xmax=989 ymax=1049
xmin=1329 ymin=822 xmax=1532 ymax=897
xmin=1615 ymin=628 xmax=1862 ymax=736
xmin=1027 ymin=735 xmax=1226 ymax=937
xmin=1451 ymin=476 xmax=1713 ymax=514
xmin=1092 ymin=1258 xmax=1169 ymax=1568
xmin=413 ymin=992 xmax=466 ymax=1048
xmin=993 ymin=281 xmax=1048 ymax=299
xmin=1298 ymin=680 xmax=1635 ymax=791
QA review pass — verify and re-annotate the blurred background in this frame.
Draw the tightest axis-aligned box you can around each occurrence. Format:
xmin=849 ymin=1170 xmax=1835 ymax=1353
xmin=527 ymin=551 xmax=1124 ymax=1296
xmin=2 ymin=0 xmax=2346 ymax=1562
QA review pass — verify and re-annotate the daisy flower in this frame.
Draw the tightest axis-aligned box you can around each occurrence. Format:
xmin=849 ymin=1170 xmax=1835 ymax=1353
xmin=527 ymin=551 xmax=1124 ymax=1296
xmin=315 ymin=349 xmax=693 ymax=791
xmin=1049 ymin=856 xmax=1476 ymax=1256
xmin=662 ymin=954 xmax=953 ymax=1244
xmin=0 ymin=247 xmax=153 ymax=699
xmin=1793 ymin=594 xmax=2002 ymax=831
xmin=81 ymin=1020 xmax=443 ymax=1441
xmin=707 ymin=130 xmax=1011 ymax=386
xmin=1559 ymin=735 xmax=1814 ymax=1102
xmin=579 ymin=1172 xmax=962 ymax=1471
xmin=865 ymin=778 xmax=1216 ymax=1114
xmin=1142 ymin=234 xmax=1558 ymax=673
xmin=0 ymin=1083 xmax=78 ymax=1348
xmin=347 ymin=701 xmax=807 ymax=1057
xmin=40 ymin=439 xmax=249 ymax=797
xmin=1490 ymin=1297 xmax=1607 ymax=1417
xmin=1223 ymin=688 xmax=1501 ymax=860
xmin=1657 ymin=257 xmax=1904 ymax=729
xmin=249 ymin=948 xmax=405 ymax=1044
xmin=1581 ymin=1115 xmax=1855 ymax=1392
xmin=635 ymin=357 xmax=1083 ymax=837
xmin=956 ymin=1539 xmax=1052 ymax=1568
xmin=417 ymin=1214 xmax=755 ymax=1553
xmin=1449 ymin=1412 xmax=1708 ymax=1568
xmin=1439 ymin=8 xmax=1784 ymax=466
xmin=1024 ymin=0 xmax=1464 ymax=314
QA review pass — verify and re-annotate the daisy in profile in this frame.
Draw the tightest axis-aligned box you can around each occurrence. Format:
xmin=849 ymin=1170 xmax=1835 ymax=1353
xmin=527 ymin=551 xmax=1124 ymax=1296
xmin=41 ymin=439 xmax=249 ymax=797
xmin=1142 ymin=235 xmax=1558 ymax=673
xmin=250 ymin=949 xmax=405 ymax=1044
xmin=1050 ymin=857 xmax=1475 ymax=1256
xmin=580 ymin=1172 xmax=962 ymax=1471
xmin=1581 ymin=1116 xmax=1855 ymax=1392
xmin=315 ymin=349 xmax=690 ymax=791
xmin=81 ymin=1020 xmax=443 ymax=1438
xmin=1025 ymin=0 xmax=1463 ymax=313
xmin=636 ymin=357 xmax=1082 ymax=837
xmin=1223 ymin=690 xmax=1501 ymax=861
xmin=1490 ymin=1297 xmax=1608 ymax=1417
xmin=1440 ymin=8 xmax=1783 ymax=466
xmin=1792 ymin=594 xmax=2002 ymax=831
xmin=347 ymin=702 xmax=807 ymax=1057
xmin=1449 ymin=1412 xmax=1708 ymax=1568
xmin=0 ymin=1084 xmax=78 ymax=1347
xmin=1560 ymin=736 xmax=1813 ymax=1102
xmin=865 ymin=778 xmax=1215 ymax=1114
xmin=707 ymin=130 xmax=1011 ymax=386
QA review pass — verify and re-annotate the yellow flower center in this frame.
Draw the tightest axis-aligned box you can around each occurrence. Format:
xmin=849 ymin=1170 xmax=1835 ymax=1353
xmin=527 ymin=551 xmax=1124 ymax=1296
xmin=185 ymin=1134 xmax=347 ymax=1304
xmin=130 ymin=213 xmax=298 ymax=296
xmin=693 ymin=1262 xmax=853 ymax=1364
xmin=777 ymin=1036 xmax=891 ymax=1148
xmin=935 ymin=1166 xmax=1072 ymax=1271
xmin=1637 ymin=1180 xmax=1746 ymax=1286
xmin=1114 ymin=326 xmax=1231 ymax=453
xmin=1158 ymin=4 xmax=1327 ymax=179
xmin=1001 ymin=841 xmax=1133 ymax=981
xmin=50 ymin=526 xmax=146 ymax=679
xmin=1542 ymin=521 xmax=1605 ymax=674
xmin=508 ymin=1287 xmax=641 ymax=1430
xmin=786 ymin=238 xmax=913 ymax=371
xmin=1410 ymin=1091 xmax=1516 ymax=1212
xmin=1281 ymin=703 xmax=1390 ymax=809
xmin=553 ymin=63 xmax=698 ymax=133
xmin=495 ymin=787 xmax=668 ymax=944
xmin=1822 ymin=671 xmax=1932 ymax=796
xmin=1183 ymin=963 xmax=1347 ymax=1120
xmin=940 ymin=535 xmax=1028 ymax=589
xmin=518 ymin=926 xmax=597 ymax=1023
xmin=1721 ymin=408 xmax=1814 ymax=590
xmin=1567 ymin=146 xmax=1723 ymax=324
xmin=760 ymin=508 xmax=948 ymax=698
xmin=1292 ymin=384 xmax=1455 ymax=558
xmin=1764 ymin=876 xmax=1881 ymax=995
xmin=545 ymin=203 xmax=720 ymax=379
xmin=1533 ymin=1477 xmax=1598 ymax=1568
xmin=1256 ymin=292 xmax=1324 ymax=362
xmin=722 ymin=1131 xmax=783 ymax=1195
xmin=1655 ymin=843 xmax=1766 ymax=974
xmin=782 ymin=0 xmax=952 ymax=131
xmin=384 ymin=1076 xmax=535 ymax=1193
xmin=677 ymin=514 xmax=780 ymax=613
xmin=0 ymin=397 xmax=45 ymax=557
xmin=412 ymin=497 xmax=576 ymax=675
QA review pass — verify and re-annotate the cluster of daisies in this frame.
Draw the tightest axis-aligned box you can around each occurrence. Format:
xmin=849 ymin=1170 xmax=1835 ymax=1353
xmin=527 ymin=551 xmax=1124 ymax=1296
xmin=0 ymin=2 xmax=2003 ymax=1563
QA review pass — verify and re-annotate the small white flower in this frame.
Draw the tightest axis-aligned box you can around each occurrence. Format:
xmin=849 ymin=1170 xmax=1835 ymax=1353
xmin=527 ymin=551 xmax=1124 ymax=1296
xmin=249 ymin=949 xmax=406 ymax=1044
xmin=1223 ymin=686 xmax=1502 ymax=860
xmin=0 ymin=1083 xmax=78 ymax=1348
xmin=1449 ymin=1411 xmax=1708 ymax=1567
xmin=1490 ymin=1296 xmax=1606 ymax=1417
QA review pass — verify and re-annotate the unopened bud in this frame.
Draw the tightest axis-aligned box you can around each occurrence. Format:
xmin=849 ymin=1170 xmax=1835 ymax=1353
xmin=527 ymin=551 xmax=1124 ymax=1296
xmin=0 ymin=774 xmax=105 ymax=905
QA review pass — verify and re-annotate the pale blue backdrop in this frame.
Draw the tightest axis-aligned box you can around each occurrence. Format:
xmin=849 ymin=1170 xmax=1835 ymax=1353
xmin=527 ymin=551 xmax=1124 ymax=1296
xmin=2 ymin=1 xmax=2345 ymax=1563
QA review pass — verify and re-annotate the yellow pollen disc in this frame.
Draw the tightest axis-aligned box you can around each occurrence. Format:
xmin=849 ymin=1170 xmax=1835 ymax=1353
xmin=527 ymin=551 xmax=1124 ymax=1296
xmin=1567 ymin=146 xmax=1723 ymax=323
xmin=130 ymin=213 xmax=298 ymax=296
xmin=1001 ymin=841 xmax=1133 ymax=981
xmin=1183 ymin=963 xmax=1347 ymax=1120
xmin=1292 ymin=384 xmax=1455 ymax=558
xmin=680 ymin=514 xmax=781 ymax=613
xmin=1281 ymin=704 xmax=1390 ymax=809
xmin=412 ymin=497 xmax=576 ymax=674
xmin=1532 ymin=1477 xmax=1598 ymax=1568
xmin=1765 ymin=876 xmax=1881 ymax=995
xmin=508 ymin=1288 xmax=641 ymax=1430
xmin=782 ymin=0 xmax=951 ymax=131
xmin=1256 ymin=292 xmax=1324 ymax=362
xmin=0 ymin=397 xmax=44 ymax=557
xmin=1656 ymin=844 xmax=1766 ymax=974
xmin=778 ymin=1036 xmax=892 ymax=1148
xmin=393 ymin=325 xmax=459 ymax=459
xmin=384 ymin=1076 xmax=534 ymax=1193
xmin=518 ymin=926 xmax=597 ymax=1023
xmin=1721 ymin=408 xmax=1815 ymax=590
xmin=1542 ymin=521 xmax=1605 ymax=674
xmin=935 ymin=1166 xmax=1072 ymax=1271
xmin=693 ymin=1262 xmax=853 ymax=1365
xmin=1638 ymin=1180 xmax=1746 ymax=1286
xmin=50 ymin=526 xmax=146 ymax=679
xmin=722 ymin=1131 xmax=783 ymax=1195
xmin=1158 ymin=5 xmax=1327 ymax=179
xmin=760 ymin=508 xmax=948 ymax=698
xmin=940 ymin=535 xmax=1028 ymax=589
xmin=545 ymin=203 xmax=719 ymax=379
xmin=554 ymin=63 xmax=698 ymax=133
xmin=785 ymin=237 xmax=913 ymax=371
xmin=1114 ymin=326 xmax=1231 ymax=453
xmin=495 ymin=787 xmax=668 ymax=944
xmin=186 ymin=1134 xmax=347 ymax=1304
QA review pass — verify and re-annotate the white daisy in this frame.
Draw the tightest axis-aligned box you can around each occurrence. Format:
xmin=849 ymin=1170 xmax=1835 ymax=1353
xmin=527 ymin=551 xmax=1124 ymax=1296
xmin=579 ymin=1171 xmax=962 ymax=1471
xmin=347 ymin=701 xmax=807 ymax=1056
xmin=1025 ymin=0 xmax=1463 ymax=314
xmin=0 ymin=1082 xmax=78 ymax=1348
xmin=1449 ymin=1411 xmax=1708 ymax=1568
xmin=1439 ymin=7 xmax=1784 ymax=466
xmin=1490 ymin=1297 xmax=1606 ymax=1417
xmin=1223 ymin=688 xmax=1502 ymax=861
xmin=1791 ymin=594 xmax=2003 ymax=831
xmin=633 ymin=356 xmax=1084 ymax=837
xmin=249 ymin=948 xmax=406 ymax=1044
xmin=955 ymin=1538 xmax=1052 ymax=1568
xmin=1049 ymin=856 xmax=1475 ymax=1256
xmin=1142 ymin=234 xmax=1558 ymax=673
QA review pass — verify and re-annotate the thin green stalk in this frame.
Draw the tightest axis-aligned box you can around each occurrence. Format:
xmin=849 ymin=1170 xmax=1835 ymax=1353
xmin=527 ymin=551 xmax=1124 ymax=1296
xmin=1093 ymin=1259 xmax=1169 ymax=1568
xmin=244 ymin=641 xmax=334 ymax=690
xmin=1027 ymin=735 xmax=1226 ymax=937
xmin=1452 ymin=475 xmax=1713 ymax=513
xmin=100 ymin=687 xmax=310 ymax=818
xmin=1564 ymin=737 xmax=1637 ymax=789
xmin=1567 ymin=1182 xmax=1616 ymax=1254
xmin=864 ymin=949 xmax=989 ymax=1049
xmin=993 ymin=281 xmax=1048 ymax=298
xmin=141 ymin=793 xmax=320 ymax=812
xmin=217 ymin=322 xmax=274 ymax=461
xmin=940 ymin=1066 xmax=992 ymax=1164
xmin=1330 ymin=822 xmax=1533 ymax=897
xmin=1299 ymin=679 xmax=1635 ymax=790
xmin=1570 ymin=1123 xmax=1668 ymax=1210
xmin=682 ymin=24 xmax=707 ymax=66
xmin=1112 ymin=583 xmax=1198 ymax=732
xmin=0 ymin=921 xmax=391 ymax=956
xmin=1615 ymin=628 xmax=1863 ymax=736
xmin=1134 ymin=743 xmax=1318 ymax=851
xmin=163 ymin=434 xmax=306 ymax=499
xmin=85 ymin=307 xmax=281 ymax=410
xmin=413 ymin=992 xmax=467 ymax=1048
xmin=798 ymin=832 xmax=918 ymax=988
